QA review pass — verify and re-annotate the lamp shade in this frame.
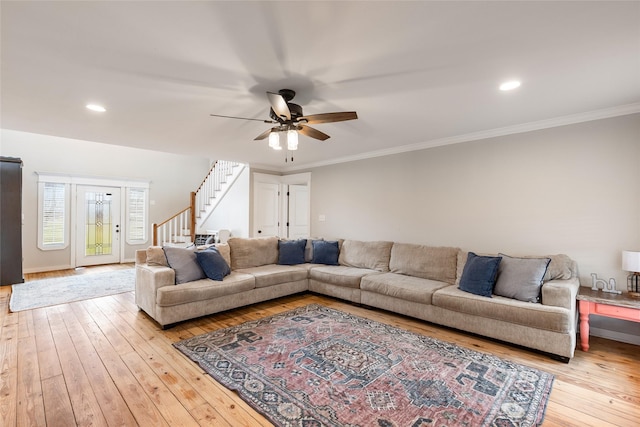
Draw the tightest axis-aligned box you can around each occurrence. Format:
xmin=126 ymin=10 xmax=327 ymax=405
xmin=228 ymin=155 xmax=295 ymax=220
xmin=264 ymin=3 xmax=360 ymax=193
xmin=622 ymin=250 xmax=640 ymax=272
xmin=269 ymin=132 xmax=282 ymax=150
xmin=287 ymin=129 xmax=298 ymax=150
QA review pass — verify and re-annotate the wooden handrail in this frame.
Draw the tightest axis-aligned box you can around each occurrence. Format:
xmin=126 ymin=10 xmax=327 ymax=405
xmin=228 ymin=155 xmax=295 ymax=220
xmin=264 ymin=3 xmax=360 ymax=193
xmin=196 ymin=160 xmax=218 ymax=193
xmin=154 ymin=206 xmax=191 ymax=228
xmin=153 ymin=205 xmax=191 ymax=245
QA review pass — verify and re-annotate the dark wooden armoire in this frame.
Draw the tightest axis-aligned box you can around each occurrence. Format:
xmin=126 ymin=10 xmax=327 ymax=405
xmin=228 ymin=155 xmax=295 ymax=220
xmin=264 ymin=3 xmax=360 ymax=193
xmin=0 ymin=156 xmax=24 ymax=286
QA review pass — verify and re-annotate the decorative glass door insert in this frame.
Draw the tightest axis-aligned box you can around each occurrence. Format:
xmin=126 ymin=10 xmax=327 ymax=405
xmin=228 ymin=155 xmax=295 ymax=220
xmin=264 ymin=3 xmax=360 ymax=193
xmin=84 ymin=191 xmax=113 ymax=256
xmin=76 ymin=186 xmax=120 ymax=266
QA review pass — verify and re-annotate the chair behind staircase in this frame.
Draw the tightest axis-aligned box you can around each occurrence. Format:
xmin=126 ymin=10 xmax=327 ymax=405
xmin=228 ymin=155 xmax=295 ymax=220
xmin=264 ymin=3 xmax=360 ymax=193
xmin=217 ymin=229 xmax=231 ymax=243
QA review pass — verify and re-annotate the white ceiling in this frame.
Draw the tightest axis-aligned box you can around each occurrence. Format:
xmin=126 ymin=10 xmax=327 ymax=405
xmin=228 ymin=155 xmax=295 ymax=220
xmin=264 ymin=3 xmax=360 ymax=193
xmin=2 ymin=1 xmax=639 ymax=171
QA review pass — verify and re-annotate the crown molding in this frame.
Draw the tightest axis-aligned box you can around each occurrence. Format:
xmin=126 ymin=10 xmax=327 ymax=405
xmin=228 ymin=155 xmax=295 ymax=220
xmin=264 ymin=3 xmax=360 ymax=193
xmin=276 ymin=102 xmax=640 ymax=173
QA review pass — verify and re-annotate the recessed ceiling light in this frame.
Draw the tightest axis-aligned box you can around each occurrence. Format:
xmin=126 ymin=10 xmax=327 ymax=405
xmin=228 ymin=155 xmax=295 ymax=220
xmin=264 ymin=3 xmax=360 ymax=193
xmin=86 ymin=104 xmax=106 ymax=112
xmin=499 ymin=81 xmax=521 ymax=91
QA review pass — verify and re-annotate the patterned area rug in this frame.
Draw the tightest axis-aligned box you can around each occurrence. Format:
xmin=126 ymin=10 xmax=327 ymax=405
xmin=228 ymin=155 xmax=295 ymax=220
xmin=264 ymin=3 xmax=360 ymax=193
xmin=9 ymin=268 xmax=135 ymax=312
xmin=174 ymin=304 xmax=553 ymax=427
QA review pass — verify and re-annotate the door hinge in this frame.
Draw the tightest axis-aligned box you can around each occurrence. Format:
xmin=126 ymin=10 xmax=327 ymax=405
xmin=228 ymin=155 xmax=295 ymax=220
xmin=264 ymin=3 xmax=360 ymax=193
xmin=287 ymin=191 xmax=290 ymax=196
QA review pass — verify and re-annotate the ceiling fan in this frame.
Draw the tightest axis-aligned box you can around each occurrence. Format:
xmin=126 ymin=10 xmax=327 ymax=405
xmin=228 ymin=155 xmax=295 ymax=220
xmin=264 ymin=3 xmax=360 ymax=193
xmin=210 ymin=89 xmax=358 ymax=151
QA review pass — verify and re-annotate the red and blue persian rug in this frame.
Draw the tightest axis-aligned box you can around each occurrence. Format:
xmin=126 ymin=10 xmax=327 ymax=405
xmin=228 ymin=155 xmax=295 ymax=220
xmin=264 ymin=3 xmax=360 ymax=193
xmin=174 ymin=304 xmax=553 ymax=426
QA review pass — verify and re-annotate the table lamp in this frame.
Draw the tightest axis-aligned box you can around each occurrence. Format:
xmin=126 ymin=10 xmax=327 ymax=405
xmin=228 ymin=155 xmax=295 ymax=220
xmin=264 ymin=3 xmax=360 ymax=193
xmin=622 ymin=250 xmax=640 ymax=298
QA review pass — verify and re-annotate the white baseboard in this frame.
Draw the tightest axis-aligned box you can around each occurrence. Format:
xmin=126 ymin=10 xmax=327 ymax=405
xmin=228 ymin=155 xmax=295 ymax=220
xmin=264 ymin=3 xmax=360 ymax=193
xmin=24 ymin=260 xmax=134 ymax=274
xmin=23 ymin=264 xmax=74 ymax=274
xmin=589 ymin=327 xmax=640 ymax=346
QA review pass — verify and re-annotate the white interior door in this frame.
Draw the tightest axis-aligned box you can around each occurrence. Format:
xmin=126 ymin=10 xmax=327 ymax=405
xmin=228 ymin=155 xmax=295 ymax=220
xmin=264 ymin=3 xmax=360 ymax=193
xmin=288 ymin=184 xmax=310 ymax=239
xmin=254 ymin=182 xmax=280 ymax=237
xmin=76 ymin=186 xmax=121 ymax=266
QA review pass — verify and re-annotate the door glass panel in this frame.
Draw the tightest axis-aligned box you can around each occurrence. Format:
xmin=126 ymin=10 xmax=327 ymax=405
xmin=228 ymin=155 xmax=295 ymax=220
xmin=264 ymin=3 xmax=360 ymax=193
xmin=84 ymin=192 xmax=113 ymax=256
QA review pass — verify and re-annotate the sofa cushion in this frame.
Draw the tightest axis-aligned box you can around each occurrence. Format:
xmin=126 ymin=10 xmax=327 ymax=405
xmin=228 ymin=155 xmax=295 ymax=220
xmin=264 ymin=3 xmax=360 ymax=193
xmin=215 ymin=243 xmax=231 ymax=267
xmin=195 ymin=247 xmax=231 ymax=281
xmin=163 ymin=246 xmax=206 ymax=284
xmin=458 ymin=252 xmax=502 ymax=297
xmin=156 ymin=272 xmax=255 ymax=307
xmin=309 ymin=265 xmax=380 ymax=289
xmin=542 ymin=254 xmax=574 ymax=281
xmin=228 ymin=237 xmax=279 ymax=269
xmin=311 ymin=240 xmax=340 ymax=265
xmin=147 ymin=246 xmax=169 ymax=266
xmin=390 ymin=243 xmax=459 ymax=284
xmin=432 ymin=285 xmax=572 ymax=333
xmin=278 ymin=239 xmax=307 ymax=265
xmin=236 ymin=264 xmax=308 ymax=288
xmin=494 ymin=254 xmax=551 ymax=303
xmin=361 ymin=273 xmax=452 ymax=305
xmin=339 ymin=240 xmax=393 ymax=272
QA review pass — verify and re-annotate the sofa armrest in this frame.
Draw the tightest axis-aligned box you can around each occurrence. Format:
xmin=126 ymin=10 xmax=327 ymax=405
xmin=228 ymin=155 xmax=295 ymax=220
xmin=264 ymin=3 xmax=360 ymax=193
xmin=135 ymin=263 xmax=175 ymax=319
xmin=541 ymin=277 xmax=580 ymax=310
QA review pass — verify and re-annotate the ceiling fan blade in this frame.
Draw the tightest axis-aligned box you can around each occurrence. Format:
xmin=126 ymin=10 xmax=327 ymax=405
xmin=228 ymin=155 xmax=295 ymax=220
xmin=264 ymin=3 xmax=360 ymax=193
xmin=210 ymin=113 xmax=275 ymax=123
xmin=267 ymin=92 xmax=291 ymax=120
xmin=298 ymin=125 xmax=330 ymax=141
xmin=254 ymin=127 xmax=277 ymax=140
xmin=298 ymin=111 xmax=358 ymax=125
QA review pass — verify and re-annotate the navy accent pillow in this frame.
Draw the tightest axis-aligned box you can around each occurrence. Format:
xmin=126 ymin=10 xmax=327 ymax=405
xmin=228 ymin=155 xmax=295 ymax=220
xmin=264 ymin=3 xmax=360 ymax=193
xmin=458 ymin=252 xmax=502 ymax=297
xmin=311 ymin=240 xmax=340 ymax=265
xmin=278 ymin=239 xmax=307 ymax=265
xmin=195 ymin=247 xmax=231 ymax=281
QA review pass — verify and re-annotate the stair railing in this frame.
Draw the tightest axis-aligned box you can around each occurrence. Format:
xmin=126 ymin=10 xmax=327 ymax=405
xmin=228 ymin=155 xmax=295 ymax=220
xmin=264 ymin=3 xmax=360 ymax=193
xmin=152 ymin=206 xmax=192 ymax=246
xmin=194 ymin=160 xmax=240 ymax=219
xmin=152 ymin=159 xmax=242 ymax=246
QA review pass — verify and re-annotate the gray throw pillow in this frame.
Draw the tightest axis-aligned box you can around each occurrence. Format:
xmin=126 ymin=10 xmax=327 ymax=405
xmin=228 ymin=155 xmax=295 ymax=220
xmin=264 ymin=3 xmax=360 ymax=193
xmin=163 ymin=246 xmax=206 ymax=284
xmin=493 ymin=254 xmax=551 ymax=303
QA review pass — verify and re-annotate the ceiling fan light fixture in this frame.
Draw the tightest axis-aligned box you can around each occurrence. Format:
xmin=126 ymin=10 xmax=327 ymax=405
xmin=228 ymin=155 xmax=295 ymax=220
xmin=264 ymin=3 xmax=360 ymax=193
xmin=287 ymin=129 xmax=298 ymax=151
xmin=268 ymin=131 xmax=281 ymax=149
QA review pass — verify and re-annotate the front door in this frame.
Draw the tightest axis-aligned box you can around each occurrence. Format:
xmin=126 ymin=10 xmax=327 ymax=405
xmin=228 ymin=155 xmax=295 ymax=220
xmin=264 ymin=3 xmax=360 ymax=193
xmin=76 ymin=186 xmax=121 ymax=266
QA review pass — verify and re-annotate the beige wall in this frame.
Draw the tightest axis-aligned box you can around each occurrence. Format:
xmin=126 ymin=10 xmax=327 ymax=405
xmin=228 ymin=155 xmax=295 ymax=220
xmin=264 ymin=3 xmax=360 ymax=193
xmin=307 ymin=113 xmax=640 ymax=343
xmin=0 ymin=129 xmax=211 ymax=271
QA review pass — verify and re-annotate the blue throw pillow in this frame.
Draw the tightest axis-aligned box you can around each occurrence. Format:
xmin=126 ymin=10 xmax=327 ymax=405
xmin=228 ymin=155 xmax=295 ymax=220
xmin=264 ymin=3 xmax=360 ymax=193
xmin=195 ymin=247 xmax=231 ymax=281
xmin=311 ymin=240 xmax=339 ymax=265
xmin=278 ymin=239 xmax=307 ymax=265
xmin=458 ymin=252 xmax=502 ymax=297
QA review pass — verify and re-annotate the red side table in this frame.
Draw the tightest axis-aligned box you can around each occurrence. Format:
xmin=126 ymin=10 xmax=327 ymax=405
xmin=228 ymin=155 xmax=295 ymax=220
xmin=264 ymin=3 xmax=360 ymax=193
xmin=576 ymin=287 xmax=640 ymax=351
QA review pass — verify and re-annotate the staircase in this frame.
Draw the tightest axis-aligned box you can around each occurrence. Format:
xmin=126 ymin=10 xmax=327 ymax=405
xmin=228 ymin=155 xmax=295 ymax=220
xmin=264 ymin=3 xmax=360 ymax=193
xmin=153 ymin=160 xmax=245 ymax=246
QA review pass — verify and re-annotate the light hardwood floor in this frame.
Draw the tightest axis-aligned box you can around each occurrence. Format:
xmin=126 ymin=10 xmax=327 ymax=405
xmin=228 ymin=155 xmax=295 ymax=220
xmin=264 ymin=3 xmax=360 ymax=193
xmin=1 ymin=265 xmax=639 ymax=426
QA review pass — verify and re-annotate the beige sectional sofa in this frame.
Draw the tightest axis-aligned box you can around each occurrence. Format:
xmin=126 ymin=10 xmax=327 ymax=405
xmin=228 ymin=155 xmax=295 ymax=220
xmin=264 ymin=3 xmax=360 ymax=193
xmin=135 ymin=236 xmax=580 ymax=361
